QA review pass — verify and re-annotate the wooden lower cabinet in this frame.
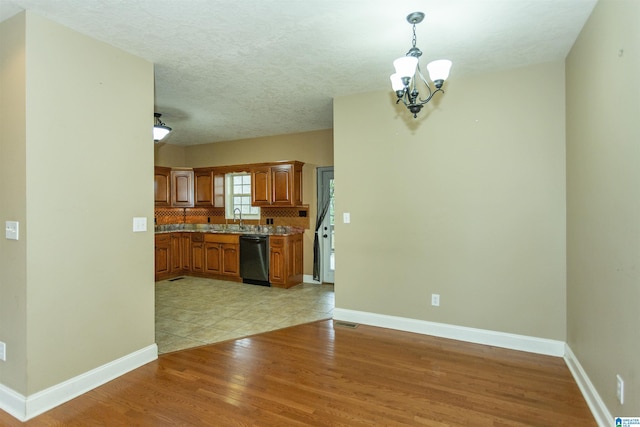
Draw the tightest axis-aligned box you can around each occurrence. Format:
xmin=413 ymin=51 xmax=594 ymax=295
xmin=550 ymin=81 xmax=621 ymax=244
xmin=203 ymin=234 xmax=240 ymax=279
xmin=191 ymin=233 xmax=204 ymax=273
xmin=155 ymin=232 xmax=240 ymax=281
xmin=169 ymin=233 xmax=191 ymax=274
xmin=155 ymin=234 xmax=171 ymax=281
xmin=269 ymin=233 xmax=303 ymax=288
xmin=155 ymin=232 xmax=302 ymax=286
xmin=269 ymin=237 xmax=286 ymax=284
xmin=170 ymin=234 xmax=182 ymax=273
xmin=180 ymin=233 xmax=191 ymax=271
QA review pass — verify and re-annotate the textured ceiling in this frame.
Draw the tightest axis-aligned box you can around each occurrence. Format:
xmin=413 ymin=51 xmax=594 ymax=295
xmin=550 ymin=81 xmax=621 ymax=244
xmin=0 ymin=0 xmax=597 ymax=146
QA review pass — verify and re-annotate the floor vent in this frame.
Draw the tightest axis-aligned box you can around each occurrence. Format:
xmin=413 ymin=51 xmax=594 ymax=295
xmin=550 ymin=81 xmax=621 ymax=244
xmin=168 ymin=277 xmax=185 ymax=282
xmin=334 ymin=321 xmax=359 ymax=329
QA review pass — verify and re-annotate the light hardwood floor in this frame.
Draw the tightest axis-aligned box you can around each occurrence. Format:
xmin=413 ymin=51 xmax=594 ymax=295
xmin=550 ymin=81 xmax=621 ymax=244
xmin=0 ymin=320 xmax=596 ymax=426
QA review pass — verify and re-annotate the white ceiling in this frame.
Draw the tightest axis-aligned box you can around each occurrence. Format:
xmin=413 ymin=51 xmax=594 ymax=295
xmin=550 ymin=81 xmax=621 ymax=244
xmin=0 ymin=0 xmax=596 ymax=146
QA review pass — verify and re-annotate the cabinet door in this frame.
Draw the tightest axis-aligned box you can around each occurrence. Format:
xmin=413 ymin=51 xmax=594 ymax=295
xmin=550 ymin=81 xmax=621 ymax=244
xmin=251 ymin=166 xmax=271 ymax=205
xmin=204 ymin=243 xmax=222 ymax=274
xmin=194 ymin=170 xmax=213 ymax=206
xmin=213 ymin=171 xmax=225 ymax=208
xmin=221 ymin=244 xmax=239 ymax=275
xmin=271 ymin=164 xmax=293 ymax=206
xmin=293 ymin=163 xmax=303 ymax=206
xmin=291 ymin=233 xmax=303 ymax=277
xmin=171 ymin=170 xmax=194 ymax=207
xmin=155 ymin=235 xmax=170 ymax=276
xmin=180 ymin=233 xmax=191 ymax=271
xmin=191 ymin=241 xmax=204 ymax=273
xmin=154 ymin=167 xmax=171 ymax=206
xmin=170 ymin=233 xmax=182 ymax=272
xmin=269 ymin=237 xmax=286 ymax=284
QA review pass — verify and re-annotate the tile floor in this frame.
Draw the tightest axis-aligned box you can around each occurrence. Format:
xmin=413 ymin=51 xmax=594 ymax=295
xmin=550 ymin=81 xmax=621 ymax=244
xmin=155 ymin=276 xmax=335 ymax=354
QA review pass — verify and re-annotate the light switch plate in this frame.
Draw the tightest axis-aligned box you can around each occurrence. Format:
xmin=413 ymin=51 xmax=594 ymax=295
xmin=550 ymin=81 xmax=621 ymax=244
xmin=133 ymin=217 xmax=147 ymax=232
xmin=5 ymin=221 xmax=19 ymax=240
xmin=343 ymin=212 xmax=351 ymax=224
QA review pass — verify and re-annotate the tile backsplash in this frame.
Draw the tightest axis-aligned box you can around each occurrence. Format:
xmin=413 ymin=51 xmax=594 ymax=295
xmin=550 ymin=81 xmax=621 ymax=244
xmin=154 ymin=206 xmax=310 ymax=229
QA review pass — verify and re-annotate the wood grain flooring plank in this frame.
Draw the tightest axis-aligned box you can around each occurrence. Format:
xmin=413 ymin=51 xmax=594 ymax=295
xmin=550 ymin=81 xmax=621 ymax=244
xmin=0 ymin=320 xmax=596 ymax=426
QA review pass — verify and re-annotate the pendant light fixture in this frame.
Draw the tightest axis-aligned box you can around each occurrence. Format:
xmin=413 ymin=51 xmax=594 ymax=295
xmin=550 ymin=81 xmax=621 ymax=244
xmin=153 ymin=113 xmax=172 ymax=141
xmin=390 ymin=12 xmax=452 ymax=118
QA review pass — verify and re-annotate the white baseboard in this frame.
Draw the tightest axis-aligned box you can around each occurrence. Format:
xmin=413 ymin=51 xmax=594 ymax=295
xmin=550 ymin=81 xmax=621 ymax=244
xmin=333 ymin=308 xmax=565 ymax=357
xmin=564 ymin=344 xmax=612 ymax=427
xmin=0 ymin=344 xmax=157 ymax=422
xmin=303 ymin=274 xmax=321 ymax=284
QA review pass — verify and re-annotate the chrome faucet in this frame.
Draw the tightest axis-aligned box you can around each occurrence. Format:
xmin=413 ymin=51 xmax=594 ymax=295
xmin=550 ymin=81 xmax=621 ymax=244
xmin=233 ymin=208 xmax=243 ymax=228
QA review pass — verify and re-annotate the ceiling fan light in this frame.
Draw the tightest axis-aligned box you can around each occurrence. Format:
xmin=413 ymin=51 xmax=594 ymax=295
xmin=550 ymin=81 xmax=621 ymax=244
xmin=153 ymin=125 xmax=172 ymax=141
xmin=153 ymin=112 xmax=172 ymax=141
xmin=426 ymin=59 xmax=452 ymax=82
xmin=393 ymin=56 xmax=418 ymax=79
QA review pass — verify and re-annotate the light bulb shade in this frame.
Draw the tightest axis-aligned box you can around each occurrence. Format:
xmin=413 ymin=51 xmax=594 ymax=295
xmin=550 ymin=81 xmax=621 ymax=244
xmin=426 ymin=59 xmax=452 ymax=82
xmin=390 ymin=73 xmax=406 ymax=91
xmin=393 ymin=56 xmax=418 ymax=79
xmin=153 ymin=125 xmax=172 ymax=141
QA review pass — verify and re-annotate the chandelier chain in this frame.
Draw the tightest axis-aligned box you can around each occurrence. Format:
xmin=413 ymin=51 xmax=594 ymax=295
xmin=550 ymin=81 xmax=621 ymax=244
xmin=412 ymin=24 xmax=417 ymax=49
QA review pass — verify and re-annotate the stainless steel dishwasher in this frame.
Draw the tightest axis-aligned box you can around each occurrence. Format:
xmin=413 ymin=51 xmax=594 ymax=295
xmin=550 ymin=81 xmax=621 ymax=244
xmin=239 ymin=234 xmax=270 ymax=286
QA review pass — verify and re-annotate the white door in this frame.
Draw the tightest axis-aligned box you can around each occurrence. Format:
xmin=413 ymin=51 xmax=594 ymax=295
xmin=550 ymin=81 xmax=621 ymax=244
xmin=318 ymin=168 xmax=334 ymax=283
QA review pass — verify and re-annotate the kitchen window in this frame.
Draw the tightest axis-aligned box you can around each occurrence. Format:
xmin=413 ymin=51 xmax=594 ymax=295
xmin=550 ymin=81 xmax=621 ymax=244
xmin=225 ymin=173 xmax=260 ymax=220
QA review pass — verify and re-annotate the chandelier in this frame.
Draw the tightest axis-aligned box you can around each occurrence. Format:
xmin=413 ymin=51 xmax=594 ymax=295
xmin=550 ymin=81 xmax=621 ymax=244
xmin=390 ymin=12 xmax=452 ymax=118
xmin=153 ymin=113 xmax=172 ymax=141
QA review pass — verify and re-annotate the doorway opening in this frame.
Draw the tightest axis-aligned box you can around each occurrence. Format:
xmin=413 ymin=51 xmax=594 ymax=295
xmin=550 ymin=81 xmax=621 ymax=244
xmin=315 ymin=167 xmax=334 ymax=284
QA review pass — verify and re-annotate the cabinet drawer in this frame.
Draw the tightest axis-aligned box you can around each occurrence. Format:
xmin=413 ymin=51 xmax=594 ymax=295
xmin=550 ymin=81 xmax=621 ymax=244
xmin=204 ymin=233 xmax=239 ymax=244
xmin=155 ymin=234 xmax=171 ymax=244
xmin=191 ymin=232 xmax=204 ymax=242
xmin=269 ymin=236 xmax=285 ymax=248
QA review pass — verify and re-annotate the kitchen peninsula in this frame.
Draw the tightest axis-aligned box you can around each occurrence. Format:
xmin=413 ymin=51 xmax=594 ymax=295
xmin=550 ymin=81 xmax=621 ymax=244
xmin=154 ymin=161 xmax=308 ymax=288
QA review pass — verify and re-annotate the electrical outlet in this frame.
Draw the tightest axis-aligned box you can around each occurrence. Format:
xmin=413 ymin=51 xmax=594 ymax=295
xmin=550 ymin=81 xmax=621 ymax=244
xmin=616 ymin=374 xmax=624 ymax=405
xmin=431 ymin=294 xmax=440 ymax=307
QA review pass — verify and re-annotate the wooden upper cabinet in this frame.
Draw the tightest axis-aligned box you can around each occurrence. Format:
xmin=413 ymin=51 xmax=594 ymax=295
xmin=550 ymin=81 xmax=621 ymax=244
xmin=213 ymin=171 xmax=225 ymax=208
xmin=251 ymin=161 xmax=303 ymax=207
xmin=293 ymin=163 xmax=303 ymax=206
xmin=194 ymin=168 xmax=226 ymax=208
xmin=271 ymin=164 xmax=293 ymax=205
xmin=194 ymin=168 xmax=213 ymax=206
xmin=252 ymin=166 xmax=271 ymax=206
xmin=157 ymin=161 xmax=302 ymax=209
xmin=171 ymin=169 xmax=194 ymax=207
xmin=193 ymin=168 xmax=213 ymax=206
xmin=154 ymin=167 xmax=171 ymax=206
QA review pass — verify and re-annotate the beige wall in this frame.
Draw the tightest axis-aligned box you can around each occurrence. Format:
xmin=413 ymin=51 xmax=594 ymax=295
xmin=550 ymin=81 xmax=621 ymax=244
xmin=183 ymin=129 xmax=333 ymax=168
xmin=158 ymin=129 xmax=334 ymax=275
xmin=0 ymin=12 xmax=28 ymax=394
xmin=566 ymin=0 xmax=640 ymax=416
xmin=154 ymin=142 xmax=186 ymax=167
xmin=0 ymin=12 xmax=155 ymax=395
xmin=334 ymin=62 xmax=567 ymax=340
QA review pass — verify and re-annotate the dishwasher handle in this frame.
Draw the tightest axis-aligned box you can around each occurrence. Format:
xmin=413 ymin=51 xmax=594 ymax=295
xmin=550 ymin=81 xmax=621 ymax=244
xmin=241 ymin=235 xmax=268 ymax=242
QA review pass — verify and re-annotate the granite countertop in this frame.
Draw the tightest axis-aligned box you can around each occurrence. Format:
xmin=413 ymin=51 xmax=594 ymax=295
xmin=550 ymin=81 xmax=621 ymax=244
xmin=155 ymin=223 xmax=303 ymax=236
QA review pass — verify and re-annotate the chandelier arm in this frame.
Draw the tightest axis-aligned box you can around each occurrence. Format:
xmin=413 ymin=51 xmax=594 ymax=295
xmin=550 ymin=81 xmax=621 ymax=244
xmin=416 ymin=88 xmax=444 ymax=107
xmin=414 ymin=65 xmax=433 ymax=103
